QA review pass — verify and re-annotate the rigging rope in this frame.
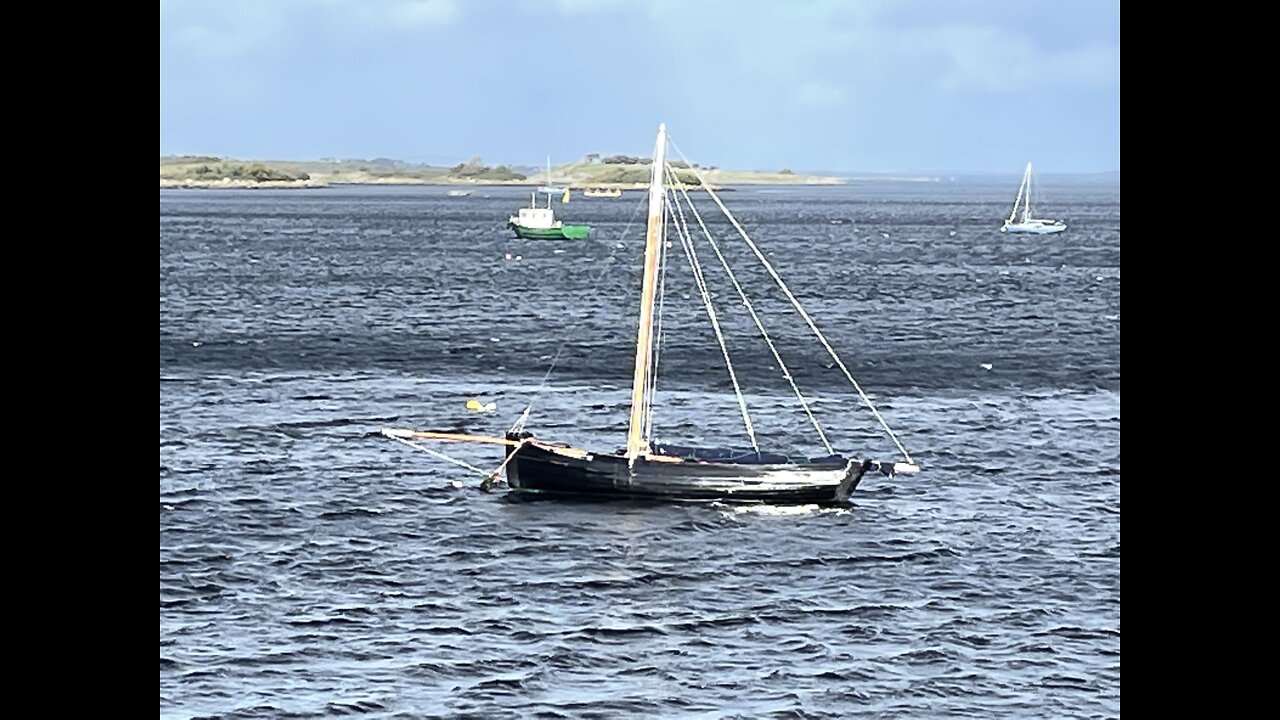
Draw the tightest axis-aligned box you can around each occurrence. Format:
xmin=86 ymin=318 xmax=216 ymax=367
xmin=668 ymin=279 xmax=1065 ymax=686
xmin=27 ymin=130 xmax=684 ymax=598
xmin=669 ymin=138 xmax=914 ymax=464
xmin=386 ymin=432 xmax=529 ymax=487
xmin=384 ymin=433 xmax=491 ymax=476
xmin=481 ymin=438 xmax=528 ymax=489
xmin=510 ymin=191 xmax=649 ymax=434
xmin=666 ymin=163 xmax=834 ymax=455
xmin=665 ymin=176 xmax=759 ymax=451
xmin=643 ymin=198 xmax=670 ymax=444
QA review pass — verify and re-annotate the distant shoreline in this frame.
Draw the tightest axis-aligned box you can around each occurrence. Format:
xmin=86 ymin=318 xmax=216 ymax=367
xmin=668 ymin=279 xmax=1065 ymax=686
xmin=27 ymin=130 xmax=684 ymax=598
xmin=158 ymin=179 xmax=838 ymax=190
xmin=159 ymin=156 xmax=846 ymax=190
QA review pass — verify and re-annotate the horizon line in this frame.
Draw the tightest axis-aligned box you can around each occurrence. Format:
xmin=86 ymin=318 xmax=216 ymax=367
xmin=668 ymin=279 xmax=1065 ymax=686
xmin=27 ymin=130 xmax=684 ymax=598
xmin=158 ymin=153 xmax=1120 ymax=177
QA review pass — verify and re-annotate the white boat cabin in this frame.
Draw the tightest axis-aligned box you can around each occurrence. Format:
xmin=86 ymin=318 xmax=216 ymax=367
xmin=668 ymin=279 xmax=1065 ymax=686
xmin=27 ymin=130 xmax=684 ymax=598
xmin=510 ymin=192 xmax=563 ymax=229
xmin=512 ymin=207 xmax=559 ymax=229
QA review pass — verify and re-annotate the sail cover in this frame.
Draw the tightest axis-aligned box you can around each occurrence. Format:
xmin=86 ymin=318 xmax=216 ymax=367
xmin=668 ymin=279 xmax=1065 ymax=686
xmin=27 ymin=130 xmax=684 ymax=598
xmin=651 ymin=442 xmax=846 ymax=466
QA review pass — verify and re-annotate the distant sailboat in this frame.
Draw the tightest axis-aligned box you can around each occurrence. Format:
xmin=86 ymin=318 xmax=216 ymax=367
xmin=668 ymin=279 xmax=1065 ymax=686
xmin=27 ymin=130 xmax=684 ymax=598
xmin=1001 ymin=162 xmax=1066 ymax=234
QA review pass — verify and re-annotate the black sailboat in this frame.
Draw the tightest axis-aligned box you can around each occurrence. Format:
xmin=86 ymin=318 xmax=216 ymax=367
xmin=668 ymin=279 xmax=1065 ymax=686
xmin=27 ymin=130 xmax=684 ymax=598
xmin=383 ymin=124 xmax=919 ymax=505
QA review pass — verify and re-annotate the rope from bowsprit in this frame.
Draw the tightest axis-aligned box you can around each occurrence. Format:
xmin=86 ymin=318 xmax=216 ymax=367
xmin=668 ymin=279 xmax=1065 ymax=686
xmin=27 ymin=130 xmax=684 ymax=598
xmin=380 ymin=429 xmax=527 ymax=490
xmin=479 ymin=441 xmax=529 ymax=490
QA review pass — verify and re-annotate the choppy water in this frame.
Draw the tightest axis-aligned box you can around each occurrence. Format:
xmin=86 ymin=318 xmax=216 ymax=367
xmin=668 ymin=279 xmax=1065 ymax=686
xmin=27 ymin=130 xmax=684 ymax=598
xmin=160 ymin=182 xmax=1120 ymax=718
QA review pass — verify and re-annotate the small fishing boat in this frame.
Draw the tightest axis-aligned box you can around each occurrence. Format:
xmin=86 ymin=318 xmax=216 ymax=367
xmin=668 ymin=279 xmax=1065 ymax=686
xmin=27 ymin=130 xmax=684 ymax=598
xmin=507 ymin=191 xmax=591 ymax=240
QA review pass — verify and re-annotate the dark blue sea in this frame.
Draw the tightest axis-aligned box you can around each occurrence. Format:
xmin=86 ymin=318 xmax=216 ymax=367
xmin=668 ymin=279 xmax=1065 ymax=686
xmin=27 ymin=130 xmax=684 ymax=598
xmin=160 ymin=181 xmax=1120 ymax=718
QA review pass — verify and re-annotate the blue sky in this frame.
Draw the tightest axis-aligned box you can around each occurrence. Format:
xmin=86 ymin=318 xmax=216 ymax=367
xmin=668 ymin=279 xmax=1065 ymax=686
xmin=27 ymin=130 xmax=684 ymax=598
xmin=159 ymin=0 xmax=1120 ymax=173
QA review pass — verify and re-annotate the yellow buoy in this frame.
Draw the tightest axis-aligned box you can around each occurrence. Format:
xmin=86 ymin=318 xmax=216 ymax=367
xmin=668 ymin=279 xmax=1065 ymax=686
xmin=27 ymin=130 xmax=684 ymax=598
xmin=465 ymin=398 xmax=497 ymax=413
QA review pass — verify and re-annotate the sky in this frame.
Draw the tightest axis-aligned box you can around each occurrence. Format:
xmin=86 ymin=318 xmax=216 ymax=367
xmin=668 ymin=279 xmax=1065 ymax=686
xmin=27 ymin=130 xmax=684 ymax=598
xmin=159 ymin=0 xmax=1120 ymax=173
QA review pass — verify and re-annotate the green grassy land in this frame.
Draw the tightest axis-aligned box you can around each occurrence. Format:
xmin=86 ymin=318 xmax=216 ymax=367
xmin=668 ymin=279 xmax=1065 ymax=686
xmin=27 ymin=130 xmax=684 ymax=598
xmin=159 ymin=155 xmax=842 ymax=188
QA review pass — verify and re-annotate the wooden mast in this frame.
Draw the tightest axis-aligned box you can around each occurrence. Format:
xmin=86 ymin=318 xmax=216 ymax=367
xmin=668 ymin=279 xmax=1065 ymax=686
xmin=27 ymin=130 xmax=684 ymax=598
xmin=626 ymin=123 xmax=667 ymax=460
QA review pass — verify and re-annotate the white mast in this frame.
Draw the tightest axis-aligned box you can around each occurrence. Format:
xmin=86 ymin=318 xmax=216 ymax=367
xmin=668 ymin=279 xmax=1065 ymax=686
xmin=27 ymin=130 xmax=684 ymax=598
xmin=626 ymin=123 xmax=668 ymax=460
xmin=1021 ymin=162 xmax=1032 ymax=222
xmin=1007 ymin=162 xmax=1030 ymax=225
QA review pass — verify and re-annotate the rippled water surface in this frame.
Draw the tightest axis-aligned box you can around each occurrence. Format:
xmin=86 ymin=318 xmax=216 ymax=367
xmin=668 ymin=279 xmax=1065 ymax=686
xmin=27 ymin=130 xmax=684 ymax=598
xmin=160 ymin=182 xmax=1120 ymax=718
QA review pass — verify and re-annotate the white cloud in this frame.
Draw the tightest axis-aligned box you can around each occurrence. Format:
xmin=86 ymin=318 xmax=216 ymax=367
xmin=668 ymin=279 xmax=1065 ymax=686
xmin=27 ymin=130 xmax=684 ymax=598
xmin=656 ymin=3 xmax=1117 ymax=96
xmin=162 ymin=0 xmax=458 ymax=59
xmin=927 ymin=27 xmax=1119 ymax=93
xmin=164 ymin=2 xmax=288 ymax=59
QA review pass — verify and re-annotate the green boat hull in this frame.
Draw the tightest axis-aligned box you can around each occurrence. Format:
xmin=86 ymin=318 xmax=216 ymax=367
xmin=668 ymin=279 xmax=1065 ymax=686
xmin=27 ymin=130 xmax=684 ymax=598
xmin=511 ymin=224 xmax=591 ymax=240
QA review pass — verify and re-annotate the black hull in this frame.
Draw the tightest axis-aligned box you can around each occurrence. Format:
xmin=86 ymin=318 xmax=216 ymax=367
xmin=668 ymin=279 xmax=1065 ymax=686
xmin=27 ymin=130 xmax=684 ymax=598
xmin=505 ymin=442 xmax=870 ymax=506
